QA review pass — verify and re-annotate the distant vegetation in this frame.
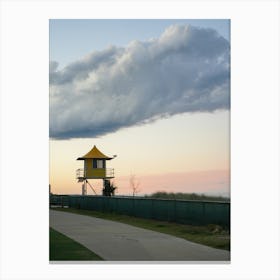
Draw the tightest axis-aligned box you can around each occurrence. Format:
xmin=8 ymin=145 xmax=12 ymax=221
xmin=145 ymin=192 xmax=230 ymax=202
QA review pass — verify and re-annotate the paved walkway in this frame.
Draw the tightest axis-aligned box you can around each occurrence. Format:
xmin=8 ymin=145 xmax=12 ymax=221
xmin=50 ymin=210 xmax=230 ymax=261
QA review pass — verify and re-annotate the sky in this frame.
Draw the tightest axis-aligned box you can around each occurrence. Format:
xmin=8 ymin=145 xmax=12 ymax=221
xmin=49 ymin=19 xmax=230 ymax=196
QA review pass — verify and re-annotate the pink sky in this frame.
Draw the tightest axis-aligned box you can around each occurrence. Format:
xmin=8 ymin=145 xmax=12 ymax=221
xmin=51 ymin=169 xmax=230 ymax=197
xmin=114 ymin=170 xmax=230 ymax=196
xmin=49 ymin=111 xmax=230 ymax=197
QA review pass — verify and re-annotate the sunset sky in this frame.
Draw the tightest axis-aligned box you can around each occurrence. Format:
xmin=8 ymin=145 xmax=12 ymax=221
xmin=49 ymin=19 xmax=230 ymax=196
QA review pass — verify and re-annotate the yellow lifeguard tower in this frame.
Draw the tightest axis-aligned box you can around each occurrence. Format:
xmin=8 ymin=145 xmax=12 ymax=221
xmin=76 ymin=145 xmax=116 ymax=196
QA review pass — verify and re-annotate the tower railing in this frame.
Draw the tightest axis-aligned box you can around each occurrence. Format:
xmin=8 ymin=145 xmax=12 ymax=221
xmin=76 ymin=168 xmax=114 ymax=179
xmin=106 ymin=168 xmax=114 ymax=178
xmin=76 ymin=168 xmax=84 ymax=179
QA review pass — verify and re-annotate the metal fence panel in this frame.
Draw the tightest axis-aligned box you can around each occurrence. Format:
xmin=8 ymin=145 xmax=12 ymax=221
xmin=50 ymin=195 xmax=69 ymax=207
xmin=132 ymin=198 xmax=152 ymax=219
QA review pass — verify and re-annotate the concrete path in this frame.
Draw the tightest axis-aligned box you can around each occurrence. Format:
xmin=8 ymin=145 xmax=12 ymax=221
xmin=50 ymin=210 xmax=230 ymax=261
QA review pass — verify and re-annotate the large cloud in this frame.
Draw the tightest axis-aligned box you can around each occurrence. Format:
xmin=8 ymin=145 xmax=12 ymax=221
xmin=50 ymin=24 xmax=230 ymax=139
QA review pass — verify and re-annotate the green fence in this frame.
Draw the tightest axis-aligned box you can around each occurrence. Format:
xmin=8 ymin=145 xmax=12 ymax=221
xmin=66 ymin=195 xmax=230 ymax=228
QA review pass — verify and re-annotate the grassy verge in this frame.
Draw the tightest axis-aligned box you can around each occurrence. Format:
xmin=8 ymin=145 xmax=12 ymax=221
xmin=53 ymin=208 xmax=230 ymax=251
xmin=49 ymin=227 xmax=103 ymax=261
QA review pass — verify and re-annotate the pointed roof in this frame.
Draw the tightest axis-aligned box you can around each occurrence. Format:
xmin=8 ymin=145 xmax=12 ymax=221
xmin=77 ymin=145 xmax=113 ymax=160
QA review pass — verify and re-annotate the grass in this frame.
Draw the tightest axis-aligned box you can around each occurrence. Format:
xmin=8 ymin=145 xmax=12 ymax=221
xmin=53 ymin=208 xmax=230 ymax=251
xmin=49 ymin=227 xmax=103 ymax=261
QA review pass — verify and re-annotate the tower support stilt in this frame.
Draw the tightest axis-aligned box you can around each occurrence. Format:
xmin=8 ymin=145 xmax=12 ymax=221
xmin=82 ymin=181 xmax=87 ymax=195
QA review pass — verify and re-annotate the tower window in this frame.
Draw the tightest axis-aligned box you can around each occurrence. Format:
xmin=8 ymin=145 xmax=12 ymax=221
xmin=97 ymin=160 xmax=104 ymax=168
xmin=92 ymin=159 xmax=104 ymax=168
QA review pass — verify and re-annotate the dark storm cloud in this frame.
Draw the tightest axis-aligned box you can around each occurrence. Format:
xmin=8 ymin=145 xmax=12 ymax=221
xmin=50 ymin=24 xmax=230 ymax=139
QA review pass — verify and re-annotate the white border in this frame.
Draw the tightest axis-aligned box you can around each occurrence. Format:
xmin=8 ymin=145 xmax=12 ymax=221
xmin=1 ymin=0 xmax=279 ymax=279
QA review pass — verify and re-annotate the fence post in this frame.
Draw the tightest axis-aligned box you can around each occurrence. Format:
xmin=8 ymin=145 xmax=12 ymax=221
xmin=151 ymin=199 xmax=154 ymax=219
xmin=202 ymin=201 xmax=205 ymax=224
xmin=174 ymin=199 xmax=177 ymax=223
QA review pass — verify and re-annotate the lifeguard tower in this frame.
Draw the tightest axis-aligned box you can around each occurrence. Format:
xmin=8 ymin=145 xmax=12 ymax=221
xmin=76 ymin=145 xmax=116 ymax=196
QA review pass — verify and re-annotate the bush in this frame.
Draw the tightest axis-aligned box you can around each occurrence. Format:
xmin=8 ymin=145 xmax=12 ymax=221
xmin=148 ymin=191 xmax=229 ymax=202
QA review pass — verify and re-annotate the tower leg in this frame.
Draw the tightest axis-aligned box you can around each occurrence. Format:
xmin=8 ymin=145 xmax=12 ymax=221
xmin=82 ymin=181 xmax=87 ymax=196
